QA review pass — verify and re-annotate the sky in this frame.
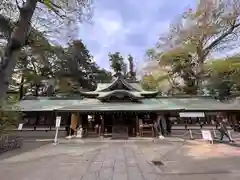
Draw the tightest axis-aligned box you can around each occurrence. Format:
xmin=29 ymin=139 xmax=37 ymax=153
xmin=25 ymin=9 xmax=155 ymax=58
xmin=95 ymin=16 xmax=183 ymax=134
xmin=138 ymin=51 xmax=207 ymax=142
xmin=78 ymin=0 xmax=196 ymax=71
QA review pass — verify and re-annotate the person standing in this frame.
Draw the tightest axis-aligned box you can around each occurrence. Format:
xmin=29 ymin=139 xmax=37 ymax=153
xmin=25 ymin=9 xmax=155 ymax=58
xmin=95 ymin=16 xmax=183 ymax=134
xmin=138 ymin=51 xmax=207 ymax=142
xmin=159 ymin=115 xmax=166 ymax=136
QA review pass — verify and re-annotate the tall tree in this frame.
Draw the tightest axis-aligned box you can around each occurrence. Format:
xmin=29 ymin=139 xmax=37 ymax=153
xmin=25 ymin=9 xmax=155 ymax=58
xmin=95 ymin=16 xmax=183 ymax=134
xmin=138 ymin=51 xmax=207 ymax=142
xmin=141 ymin=74 xmax=159 ymax=91
xmin=108 ymin=52 xmax=127 ymax=75
xmin=152 ymin=0 xmax=240 ymax=94
xmin=205 ymin=56 xmax=240 ymax=99
xmin=94 ymin=68 xmax=112 ymax=83
xmin=0 ymin=0 xmax=93 ymax=103
xmin=55 ymin=40 xmax=112 ymax=92
xmin=127 ymin=55 xmax=136 ymax=80
xmin=159 ymin=49 xmax=198 ymax=94
xmin=8 ymin=29 xmax=56 ymax=99
xmin=54 ymin=40 xmax=93 ymax=91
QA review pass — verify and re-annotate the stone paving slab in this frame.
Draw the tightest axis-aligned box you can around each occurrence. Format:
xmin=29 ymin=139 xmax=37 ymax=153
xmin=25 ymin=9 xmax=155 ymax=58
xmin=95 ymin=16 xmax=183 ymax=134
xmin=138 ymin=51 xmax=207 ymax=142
xmin=1 ymin=139 xmax=240 ymax=180
xmin=0 ymin=142 xmax=159 ymax=180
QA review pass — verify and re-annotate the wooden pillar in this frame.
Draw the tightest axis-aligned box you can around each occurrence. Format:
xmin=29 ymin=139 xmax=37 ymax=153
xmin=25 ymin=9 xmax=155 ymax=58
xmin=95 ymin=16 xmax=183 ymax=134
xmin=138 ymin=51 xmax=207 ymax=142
xmin=100 ymin=114 xmax=104 ymax=136
xmin=71 ymin=113 xmax=78 ymax=135
xmin=95 ymin=114 xmax=101 ymax=136
xmin=231 ymin=113 xmax=237 ymax=125
xmin=78 ymin=113 xmax=82 ymax=128
xmin=82 ymin=114 xmax=88 ymax=127
xmin=136 ymin=114 xmax=139 ymax=136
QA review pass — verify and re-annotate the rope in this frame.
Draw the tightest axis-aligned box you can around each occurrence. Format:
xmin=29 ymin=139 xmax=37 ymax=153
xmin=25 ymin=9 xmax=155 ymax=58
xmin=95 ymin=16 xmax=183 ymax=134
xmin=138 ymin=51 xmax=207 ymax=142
xmin=171 ymin=131 xmax=189 ymax=138
xmin=192 ymin=132 xmax=202 ymax=135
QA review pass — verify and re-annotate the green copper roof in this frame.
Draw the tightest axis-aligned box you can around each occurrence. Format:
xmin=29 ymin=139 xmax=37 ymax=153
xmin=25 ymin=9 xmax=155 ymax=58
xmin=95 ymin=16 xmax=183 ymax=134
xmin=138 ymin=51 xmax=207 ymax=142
xmin=95 ymin=83 xmax=111 ymax=91
xmin=96 ymin=82 xmax=144 ymax=92
xmin=159 ymin=97 xmax=240 ymax=111
xmin=80 ymin=73 xmax=159 ymax=100
xmin=130 ymin=83 xmax=144 ymax=91
xmin=8 ymin=96 xmax=240 ymax=112
xmin=97 ymin=90 xmax=143 ymax=100
xmin=56 ymin=98 xmax=183 ymax=112
xmin=9 ymin=99 xmax=83 ymax=112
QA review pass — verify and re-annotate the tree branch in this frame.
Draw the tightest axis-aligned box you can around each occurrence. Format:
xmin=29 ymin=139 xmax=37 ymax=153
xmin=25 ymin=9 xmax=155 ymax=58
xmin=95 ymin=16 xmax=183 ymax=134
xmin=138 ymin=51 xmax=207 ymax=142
xmin=38 ymin=0 xmax=66 ymax=19
xmin=15 ymin=0 xmax=22 ymax=10
xmin=204 ymin=22 xmax=240 ymax=56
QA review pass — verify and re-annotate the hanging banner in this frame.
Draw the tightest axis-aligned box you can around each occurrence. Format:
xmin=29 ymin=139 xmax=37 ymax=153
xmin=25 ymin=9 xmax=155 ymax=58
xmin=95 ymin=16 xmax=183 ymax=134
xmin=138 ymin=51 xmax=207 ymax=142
xmin=179 ymin=112 xmax=205 ymax=117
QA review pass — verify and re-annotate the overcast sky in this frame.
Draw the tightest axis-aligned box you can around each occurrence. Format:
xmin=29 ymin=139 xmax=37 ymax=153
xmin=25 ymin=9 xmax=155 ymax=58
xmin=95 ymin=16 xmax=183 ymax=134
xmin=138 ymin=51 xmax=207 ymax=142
xmin=78 ymin=0 xmax=195 ymax=71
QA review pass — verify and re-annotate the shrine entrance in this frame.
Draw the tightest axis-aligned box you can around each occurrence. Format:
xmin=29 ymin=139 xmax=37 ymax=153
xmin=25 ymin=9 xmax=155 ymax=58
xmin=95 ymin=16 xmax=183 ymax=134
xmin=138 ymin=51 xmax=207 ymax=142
xmin=111 ymin=113 xmax=136 ymax=139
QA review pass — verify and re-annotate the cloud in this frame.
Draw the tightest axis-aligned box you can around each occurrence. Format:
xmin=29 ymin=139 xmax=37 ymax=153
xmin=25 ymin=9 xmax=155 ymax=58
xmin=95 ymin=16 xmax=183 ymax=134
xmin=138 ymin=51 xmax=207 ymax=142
xmin=79 ymin=0 xmax=195 ymax=70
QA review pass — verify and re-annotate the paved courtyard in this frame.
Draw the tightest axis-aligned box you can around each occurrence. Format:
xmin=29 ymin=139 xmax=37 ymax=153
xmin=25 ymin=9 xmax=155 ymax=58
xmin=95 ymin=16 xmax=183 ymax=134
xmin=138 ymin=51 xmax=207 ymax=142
xmin=0 ymin=138 xmax=240 ymax=180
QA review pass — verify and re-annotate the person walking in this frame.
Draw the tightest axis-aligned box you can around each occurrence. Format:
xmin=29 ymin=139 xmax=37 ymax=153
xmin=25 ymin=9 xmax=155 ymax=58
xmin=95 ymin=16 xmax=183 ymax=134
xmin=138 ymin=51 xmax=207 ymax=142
xmin=159 ymin=115 xmax=166 ymax=136
xmin=153 ymin=115 xmax=164 ymax=142
xmin=153 ymin=119 xmax=159 ymax=139
xmin=219 ymin=117 xmax=234 ymax=143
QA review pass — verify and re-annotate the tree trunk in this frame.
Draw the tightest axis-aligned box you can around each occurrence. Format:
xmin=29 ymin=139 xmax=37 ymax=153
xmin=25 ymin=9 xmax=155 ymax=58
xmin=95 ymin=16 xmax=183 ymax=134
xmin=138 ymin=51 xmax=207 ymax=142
xmin=19 ymin=75 xmax=25 ymax=100
xmin=195 ymin=53 xmax=206 ymax=95
xmin=35 ymin=84 xmax=40 ymax=97
xmin=0 ymin=0 xmax=38 ymax=103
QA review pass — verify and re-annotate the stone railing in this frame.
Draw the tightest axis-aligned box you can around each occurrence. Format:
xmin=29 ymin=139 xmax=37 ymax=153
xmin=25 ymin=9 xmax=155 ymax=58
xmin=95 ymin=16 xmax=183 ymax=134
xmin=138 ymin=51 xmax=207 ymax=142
xmin=0 ymin=135 xmax=23 ymax=154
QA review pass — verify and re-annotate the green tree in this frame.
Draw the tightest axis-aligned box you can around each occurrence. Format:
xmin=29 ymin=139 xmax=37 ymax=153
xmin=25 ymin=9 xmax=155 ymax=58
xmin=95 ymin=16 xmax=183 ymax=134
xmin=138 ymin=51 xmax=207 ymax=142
xmin=159 ymin=48 xmax=198 ymax=94
xmin=108 ymin=52 xmax=127 ymax=75
xmin=205 ymin=56 xmax=240 ymax=99
xmin=0 ymin=0 xmax=93 ymax=103
xmin=127 ymin=55 xmax=136 ymax=80
xmin=55 ymin=40 xmax=112 ymax=92
xmin=93 ymin=68 xmax=112 ymax=83
xmin=10 ymin=30 xmax=56 ymax=99
xmin=0 ymin=97 xmax=21 ymax=134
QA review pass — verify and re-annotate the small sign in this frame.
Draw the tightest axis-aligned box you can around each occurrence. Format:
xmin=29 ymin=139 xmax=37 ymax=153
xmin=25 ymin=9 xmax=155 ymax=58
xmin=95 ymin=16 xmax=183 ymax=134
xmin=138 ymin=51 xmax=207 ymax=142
xmin=18 ymin=123 xmax=23 ymax=130
xmin=201 ymin=130 xmax=213 ymax=142
xmin=54 ymin=116 xmax=61 ymax=145
xmin=56 ymin=116 xmax=61 ymax=128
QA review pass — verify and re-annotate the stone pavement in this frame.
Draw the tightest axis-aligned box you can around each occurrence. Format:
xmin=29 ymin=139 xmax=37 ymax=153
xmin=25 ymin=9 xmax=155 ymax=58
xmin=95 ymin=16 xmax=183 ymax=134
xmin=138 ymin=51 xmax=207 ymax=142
xmin=0 ymin=139 xmax=240 ymax=180
xmin=0 ymin=141 xmax=161 ymax=180
xmin=137 ymin=139 xmax=240 ymax=180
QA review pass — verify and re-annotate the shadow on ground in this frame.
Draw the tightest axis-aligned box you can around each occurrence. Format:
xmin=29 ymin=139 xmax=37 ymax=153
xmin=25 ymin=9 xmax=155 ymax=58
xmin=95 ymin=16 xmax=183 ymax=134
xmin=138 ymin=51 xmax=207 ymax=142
xmin=0 ymin=140 xmax=51 ymax=160
xmin=213 ymin=140 xmax=240 ymax=148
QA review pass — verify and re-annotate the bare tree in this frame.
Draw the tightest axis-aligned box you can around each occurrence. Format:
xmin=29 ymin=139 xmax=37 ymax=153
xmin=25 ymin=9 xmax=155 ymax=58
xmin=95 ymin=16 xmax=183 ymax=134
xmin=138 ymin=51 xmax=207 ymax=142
xmin=154 ymin=0 xmax=240 ymax=93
